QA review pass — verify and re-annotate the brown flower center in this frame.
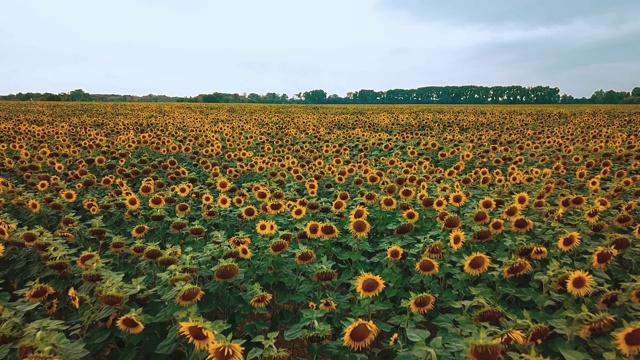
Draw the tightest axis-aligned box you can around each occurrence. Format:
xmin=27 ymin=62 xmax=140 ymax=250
xmin=122 ymin=317 xmax=140 ymax=329
xmin=469 ymin=256 xmax=486 ymax=269
xmin=419 ymin=260 xmax=435 ymax=272
xmin=625 ymin=328 xmax=640 ymax=346
xmin=572 ymin=276 xmax=587 ymax=289
xmin=362 ymin=278 xmax=380 ymax=292
xmin=353 ymin=220 xmax=367 ymax=232
xmin=596 ymin=251 xmax=613 ymax=264
xmin=349 ymin=323 xmax=372 ymax=342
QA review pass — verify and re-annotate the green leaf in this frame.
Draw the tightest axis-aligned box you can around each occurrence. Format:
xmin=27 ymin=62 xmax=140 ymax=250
xmin=247 ymin=348 xmax=263 ymax=359
xmin=284 ymin=323 xmax=305 ymax=341
xmin=559 ymin=348 xmax=586 ymax=360
xmin=155 ymin=330 xmax=178 ymax=355
xmin=406 ymin=327 xmax=430 ymax=342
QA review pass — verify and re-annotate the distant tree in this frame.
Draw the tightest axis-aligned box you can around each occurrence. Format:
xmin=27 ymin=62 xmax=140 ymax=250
xmin=302 ymin=89 xmax=327 ymax=103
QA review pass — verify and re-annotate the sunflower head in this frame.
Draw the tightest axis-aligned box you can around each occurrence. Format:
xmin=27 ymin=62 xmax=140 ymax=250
xmin=179 ymin=320 xmax=216 ymax=351
xmin=566 ymin=270 xmax=595 ymax=297
xmin=408 ymin=293 xmax=436 ymax=314
xmin=342 ymin=318 xmax=378 ymax=351
xmin=464 ymin=252 xmax=491 ymax=276
xmin=614 ymin=324 xmax=640 ymax=357
xmin=116 ymin=312 xmax=144 ymax=334
xmin=355 ymin=272 xmax=385 ymax=298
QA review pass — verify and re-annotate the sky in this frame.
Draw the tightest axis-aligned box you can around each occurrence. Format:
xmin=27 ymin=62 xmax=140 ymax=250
xmin=1 ymin=0 xmax=639 ymax=98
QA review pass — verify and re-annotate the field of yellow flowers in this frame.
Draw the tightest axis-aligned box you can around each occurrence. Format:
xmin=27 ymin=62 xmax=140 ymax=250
xmin=1 ymin=102 xmax=640 ymax=360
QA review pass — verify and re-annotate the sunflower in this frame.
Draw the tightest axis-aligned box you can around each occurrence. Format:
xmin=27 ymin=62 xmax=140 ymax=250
xmin=478 ymin=197 xmax=496 ymax=212
xmin=467 ymin=340 xmax=503 ymax=360
xmin=408 ymin=293 xmax=436 ymax=314
xmin=448 ymin=191 xmax=466 ymax=207
xmin=566 ymin=270 xmax=595 ymax=297
xmin=60 ymin=189 xmax=77 ymax=202
xmin=349 ymin=219 xmax=371 ymax=238
xmin=473 ymin=307 xmax=506 ymax=324
xmin=25 ymin=284 xmax=55 ymax=302
xmin=415 ymin=258 xmax=439 ymax=276
xmin=175 ymin=285 xmax=205 ymax=306
xmin=530 ymin=246 xmax=548 ymax=260
xmin=349 ymin=205 xmax=369 ymax=221
xmin=77 ymin=251 xmax=100 ymax=270
xmin=502 ymin=205 xmax=520 ymax=221
xmin=0 ymin=243 xmax=4 ymax=257
xmin=207 ymin=339 xmax=245 ymax=360
xmin=249 ymin=292 xmax=272 ymax=308
xmin=424 ymin=242 xmax=444 ymax=259
xmin=463 ymin=252 xmax=491 ymax=276
xmin=614 ymin=325 xmax=640 ymax=357
xmin=124 ymin=194 xmax=140 ymax=210
xmin=319 ymin=299 xmax=337 ymax=311
xmin=355 ymin=272 xmax=385 ymax=298
xmin=294 ymin=249 xmax=316 ymax=265
xmin=433 ymin=197 xmax=447 ymax=211
xmin=237 ymin=245 xmax=252 ymax=259
xmin=214 ymin=262 xmax=240 ymax=281
xmin=447 ymin=229 xmax=465 ymax=250
xmin=320 ymin=223 xmax=339 ymax=239
xmin=386 ymin=245 xmax=404 ymax=261
xmin=502 ymin=260 xmax=533 ymax=279
xmin=584 ymin=208 xmax=600 ymax=223
xmin=179 ymin=321 xmax=216 ymax=351
xmin=488 ymin=219 xmax=505 ymax=234
xmin=525 ymin=324 xmax=550 ymax=345
xmin=290 ymin=205 xmax=306 ymax=220
xmin=304 ymin=221 xmax=322 ymax=239
xmin=471 ymin=210 xmax=490 ymax=225
xmin=493 ymin=329 xmax=525 ymax=346
xmin=27 ymin=199 xmax=41 ymax=213
xmin=342 ymin=319 xmax=378 ymax=351
xmin=175 ymin=202 xmax=191 ymax=216
xmin=116 ymin=313 xmax=144 ymax=334
xmin=579 ymin=313 xmax=617 ymax=339
xmin=442 ymin=215 xmax=462 ymax=230
xmin=256 ymin=220 xmax=277 ymax=235
xmin=597 ymin=291 xmax=621 ymax=309
xmin=591 ymin=247 xmax=617 ymax=270
xmin=558 ymin=232 xmax=581 ymax=252
xmin=148 ymin=194 xmax=165 ymax=208
xmin=268 ymin=240 xmax=289 ymax=255
xmin=379 ymin=196 xmax=397 ymax=211
xmin=510 ymin=217 xmax=533 ymax=233
xmin=513 ymin=192 xmax=530 ymax=208
xmin=217 ymin=194 xmax=231 ymax=208
xmin=634 ymin=224 xmax=640 ymax=240
xmin=131 ymin=224 xmax=150 ymax=238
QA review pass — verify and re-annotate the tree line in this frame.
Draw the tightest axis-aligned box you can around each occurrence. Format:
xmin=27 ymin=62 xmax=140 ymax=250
xmin=1 ymin=86 xmax=639 ymax=104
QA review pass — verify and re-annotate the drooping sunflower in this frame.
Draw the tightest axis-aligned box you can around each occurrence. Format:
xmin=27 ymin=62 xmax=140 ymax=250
xmin=175 ymin=285 xmax=205 ymax=306
xmin=320 ymin=223 xmax=339 ymax=239
xmin=148 ymin=194 xmax=165 ymax=208
xmin=579 ymin=313 xmax=617 ymax=339
xmin=415 ymin=258 xmax=439 ymax=276
xmin=268 ymin=240 xmax=289 ymax=255
xmin=349 ymin=219 xmax=371 ymax=238
xmin=25 ymin=284 xmax=55 ymax=302
xmin=116 ymin=313 xmax=144 ymax=334
xmin=463 ymin=252 xmax=491 ymax=276
xmin=530 ymin=246 xmax=548 ymax=260
xmin=566 ymin=270 xmax=595 ymax=297
xmin=502 ymin=205 xmax=520 ymax=221
xmin=502 ymin=259 xmax=533 ymax=279
xmin=294 ymin=249 xmax=316 ymax=265
xmin=510 ymin=217 xmax=533 ymax=233
xmin=342 ymin=318 xmax=378 ymax=351
xmin=472 ymin=211 xmax=490 ymax=225
xmin=467 ymin=339 xmax=503 ymax=360
xmin=214 ymin=262 xmax=240 ymax=282
xmin=179 ymin=321 xmax=216 ymax=351
xmin=614 ymin=325 xmax=640 ymax=357
xmin=424 ymin=242 xmax=444 ymax=259
xmin=355 ymin=272 xmax=385 ymax=298
xmin=77 ymin=251 xmax=101 ymax=270
xmin=207 ymin=338 xmax=245 ymax=360
xmin=525 ymin=324 xmax=551 ymax=345
xmin=558 ymin=232 xmax=581 ymax=252
xmin=591 ymin=247 xmax=617 ymax=269
xmin=597 ymin=290 xmax=621 ymax=309
xmin=493 ymin=329 xmax=525 ymax=346
xmin=249 ymin=292 xmax=273 ymax=308
xmin=386 ymin=245 xmax=405 ymax=261
xmin=408 ymin=293 xmax=436 ymax=314
xmin=175 ymin=202 xmax=191 ymax=216
xmin=473 ymin=306 xmax=506 ymax=324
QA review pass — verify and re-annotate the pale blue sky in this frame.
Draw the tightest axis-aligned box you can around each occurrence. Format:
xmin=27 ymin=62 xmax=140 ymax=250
xmin=1 ymin=0 xmax=638 ymax=98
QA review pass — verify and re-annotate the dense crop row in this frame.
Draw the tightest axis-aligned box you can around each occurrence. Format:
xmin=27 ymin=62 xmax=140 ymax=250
xmin=0 ymin=103 xmax=639 ymax=359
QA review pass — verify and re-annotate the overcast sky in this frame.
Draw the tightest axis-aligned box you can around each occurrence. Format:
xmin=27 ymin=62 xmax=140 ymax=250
xmin=1 ymin=0 xmax=638 ymax=98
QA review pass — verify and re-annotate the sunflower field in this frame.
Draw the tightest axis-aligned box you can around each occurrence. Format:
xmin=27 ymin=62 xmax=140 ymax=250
xmin=1 ymin=102 xmax=640 ymax=360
